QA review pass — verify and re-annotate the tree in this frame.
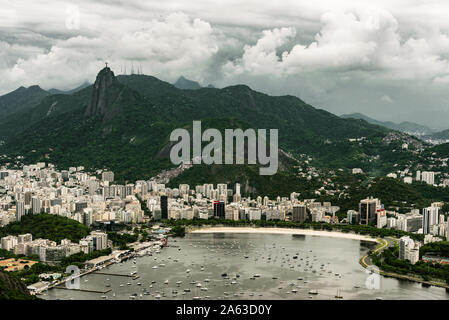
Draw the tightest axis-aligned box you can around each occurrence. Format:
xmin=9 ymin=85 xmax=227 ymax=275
xmin=171 ymin=226 xmax=186 ymax=237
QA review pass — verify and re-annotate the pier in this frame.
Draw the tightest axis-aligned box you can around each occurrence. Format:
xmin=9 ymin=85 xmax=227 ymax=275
xmin=95 ymin=272 xmax=140 ymax=279
xmin=53 ymin=286 xmax=112 ymax=294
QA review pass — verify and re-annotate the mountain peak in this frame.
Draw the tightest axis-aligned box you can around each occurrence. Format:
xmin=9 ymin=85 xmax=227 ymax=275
xmin=173 ymin=76 xmax=202 ymax=90
xmin=84 ymin=67 xmax=120 ymax=118
xmin=341 ymin=112 xmax=435 ymax=135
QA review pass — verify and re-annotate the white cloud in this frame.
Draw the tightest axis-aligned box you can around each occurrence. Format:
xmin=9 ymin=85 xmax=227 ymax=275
xmin=117 ymin=12 xmax=218 ymax=82
xmin=0 ymin=12 xmax=219 ymax=91
xmin=224 ymin=8 xmax=449 ymax=81
xmin=223 ymin=27 xmax=296 ymax=76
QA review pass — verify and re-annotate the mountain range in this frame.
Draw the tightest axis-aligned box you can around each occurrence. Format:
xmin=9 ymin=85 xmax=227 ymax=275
xmin=48 ymin=81 xmax=90 ymax=95
xmin=340 ymin=113 xmax=436 ymax=136
xmin=173 ymin=76 xmax=202 ymax=90
xmin=0 ymin=68 xmax=440 ymax=196
xmin=341 ymin=112 xmax=449 ymax=143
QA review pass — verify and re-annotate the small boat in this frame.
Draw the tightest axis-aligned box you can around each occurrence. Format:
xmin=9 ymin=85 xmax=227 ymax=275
xmin=335 ymin=289 xmax=343 ymax=299
xmin=308 ymin=289 xmax=318 ymax=295
xmin=164 ymin=280 xmax=169 ymax=284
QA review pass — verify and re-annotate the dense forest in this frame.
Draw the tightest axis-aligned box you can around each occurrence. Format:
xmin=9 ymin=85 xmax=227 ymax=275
xmin=0 ymin=213 xmax=90 ymax=244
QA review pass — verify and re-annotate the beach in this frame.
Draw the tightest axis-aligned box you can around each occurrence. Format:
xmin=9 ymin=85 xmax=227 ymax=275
xmin=190 ymin=226 xmax=378 ymax=243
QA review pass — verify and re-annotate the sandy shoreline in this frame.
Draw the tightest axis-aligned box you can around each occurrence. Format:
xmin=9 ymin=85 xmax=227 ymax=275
xmin=190 ymin=226 xmax=378 ymax=242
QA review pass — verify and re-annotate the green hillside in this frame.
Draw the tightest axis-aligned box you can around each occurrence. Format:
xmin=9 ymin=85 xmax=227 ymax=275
xmin=0 ymin=85 xmax=49 ymax=121
xmin=0 ymin=213 xmax=90 ymax=244
xmin=0 ymin=271 xmax=36 ymax=300
xmin=0 ymin=86 xmax=92 ymax=140
xmin=0 ymin=67 xmax=420 ymax=191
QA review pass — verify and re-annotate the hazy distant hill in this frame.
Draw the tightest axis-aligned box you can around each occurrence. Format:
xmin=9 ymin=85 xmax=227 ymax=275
xmin=426 ymin=129 xmax=449 ymax=141
xmin=341 ymin=112 xmax=435 ymax=136
xmin=48 ymin=81 xmax=90 ymax=95
xmin=173 ymin=76 xmax=202 ymax=90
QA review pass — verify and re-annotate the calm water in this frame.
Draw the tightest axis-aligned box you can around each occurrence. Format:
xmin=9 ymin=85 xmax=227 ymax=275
xmin=43 ymin=233 xmax=449 ymax=300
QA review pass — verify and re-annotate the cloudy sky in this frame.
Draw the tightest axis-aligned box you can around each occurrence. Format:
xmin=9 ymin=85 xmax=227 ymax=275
xmin=2 ymin=0 xmax=449 ymax=129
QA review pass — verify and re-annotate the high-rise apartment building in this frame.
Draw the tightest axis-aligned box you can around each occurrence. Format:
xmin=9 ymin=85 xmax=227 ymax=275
xmin=160 ymin=195 xmax=168 ymax=220
xmin=359 ymin=198 xmax=380 ymax=225
xmin=292 ymin=205 xmax=307 ymax=222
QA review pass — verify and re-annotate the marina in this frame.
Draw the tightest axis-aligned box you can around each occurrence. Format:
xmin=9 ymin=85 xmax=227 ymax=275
xmin=42 ymin=232 xmax=449 ymax=300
